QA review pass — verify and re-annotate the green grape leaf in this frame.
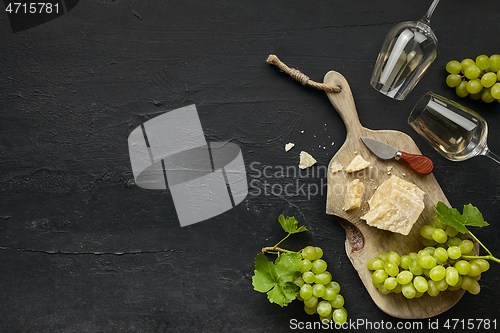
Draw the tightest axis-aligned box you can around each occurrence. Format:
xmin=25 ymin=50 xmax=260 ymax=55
xmin=278 ymin=214 xmax=307 ymax=234
xmin=435 ymin=201 xmax=489 ymax=234
xmin=252 ymin=252 xmax=301 ymax=307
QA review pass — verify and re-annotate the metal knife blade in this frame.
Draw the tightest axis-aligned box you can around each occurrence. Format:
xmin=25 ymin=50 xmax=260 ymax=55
xmin=360 ymin=137 xmax=434 ymax=175
xmin=360 ymin=137 xmax=399 ymax=160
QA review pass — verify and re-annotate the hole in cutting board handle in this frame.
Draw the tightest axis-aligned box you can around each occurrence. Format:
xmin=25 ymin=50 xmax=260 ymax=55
xmin=336 ymin=217 xmax=365 ymax=253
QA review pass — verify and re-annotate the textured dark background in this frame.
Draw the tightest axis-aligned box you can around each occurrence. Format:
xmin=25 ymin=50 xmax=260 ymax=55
xmin=1 ymin=1 xmax=499 ymax=332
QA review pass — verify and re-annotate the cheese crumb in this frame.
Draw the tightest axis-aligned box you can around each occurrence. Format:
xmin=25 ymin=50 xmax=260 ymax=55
xmin=299 ymin=151 xmax=317 ymax=169
xmin=361 ymin=175 xmax=425 ymax=235
xmin=345 ymin=155 xmax=371 ymax=173
xmin=330 ymin=161 xmax=344 ymax=173
xmin=285 ymin=143 xmax=295 ymax=152
xmin=387 ymin=166 xmax=393 ymax=172
xmin=344 ymin=179 xmax=364 ymax=211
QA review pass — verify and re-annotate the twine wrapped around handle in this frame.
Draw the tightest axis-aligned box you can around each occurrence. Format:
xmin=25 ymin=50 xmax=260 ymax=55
xmin=266 ymin=54 xmax=341 ymax=93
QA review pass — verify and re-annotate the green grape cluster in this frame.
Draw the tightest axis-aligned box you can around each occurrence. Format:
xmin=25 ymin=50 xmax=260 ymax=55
xmin=367 ymin=219 xmax=490 ymax=299
xmin=293 ymin=246 xmax=348 ymax=324
xmin=445 ymin=54 xmax=500 ymax=103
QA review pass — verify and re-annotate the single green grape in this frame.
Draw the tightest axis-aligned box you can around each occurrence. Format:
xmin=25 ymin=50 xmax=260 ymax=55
xmin=378 ymin=284 xmax=391 ymax=295
xmin=473 ymin=259 xmax=490 ymax=272
xmin=427 ymin=280 xmax=440 ymax=297
xmin=459 ymin=240 xmax=474 ymax=254
xmin=446 ymin=74 xmax=462 ymax=88
xmin=304 ymin=304 xmax=317 ymax=315
xmin=300 ymin=284 xmax=313 ymax=299
xmin=314 ymin=247 xmax=324 ymax=260
xmin=330 ymin=294 xmax=344 ymax=308
xmin=461 ymin=275 xmax=474 ymax=290
xmin=293 ymin=276 xmax=305 ymax=287
xmin=402 ymin=283 xmax=416 ymax=299
xmin=434 ymin=247 xmax=449 ymax=263
xmin=446 ymin=237 xmax=462 ymax=247
xmin=377 ymin=252 xmax=388 ymax=262
xmin=332 ymin=308 xmax=348 ymax=324
xmin=366 ymin=258 xmax=376 ymax=270
xmin=419 ymin=225 xmax=435 ymax=240
xmin=490 ymin=83 xmax=500 ymax=99
xmin=392 ymin=283 xmax=402 ymax=294
xmin=387 ymin=251 xmax=401 ymax=266
xmin=396 ymin=270 xmax=413 ymax=285
xmin=454 ymin=260 xmax=471 ymax=275
xmin=384 ymin=277 xmax=398 ymax=290
xmin=303 ymin=295 xmax=318 ymax=308
xmin=461 ymin=58 xmax=475 ymax=69
xmin=466 ymin=79 xmax=483 ymax=95
xmin=464 ymin=64 xmax=481 ymax=79
xmin=481 ymin=88 xmax=496 ymax=103
xmin=446 ymin=267 xmax=459 ymax=286
xmin=299 ymin=259 xmax=312 ymax=273
xmin=447 ymin=246 xmax=462 ymax=260
xmin=409 ymin=252 xmax=418 ymax=261
xmin=326 ymin=281 xmax=341 ymax=294
xmin=372 ymin=270 xmax=388 ymax=284
xmin=409 ymin=260 xmax=424 ymax=276
xmin=418 ymin=249 xmax=430 ymax=257
xmin=489 ymin=54 xmax=500 ymax=72
xmin=311 ymin=259 xmax=327 ymax=274
xmin=481 ymin=72 xmax=498 ymax=88
xmin=413 ymin=276 xmax=428 ymax=293
xmin=445 ymin=226 xmax=459 ymax=237
xmin=468 ymin=280 xmax=481 ymax=295
xmin=371 ymin=259 xmax=385 ymax=270
xmin=384 ymin=262 xmax=400 ymax=277
xmin=476 ymin=55 xmax=490 ymax=71
xmin=424 ymin=247 xmax=436 ymax=256
xmin=415 ymin=291 xmax=425 ymax=298
xmin=302 ymin=271 xmax=316 ymax=284
xmin=301 ymin=246 xmax=317 ymax=260
xmin=317 ymin=300 xmax=332 ymax=317
xmin=400 ymin=255 xmax=412 ymax=270
xmin=312 ymin=283 xmax=326 ymax=298
xmin=429 ymin=265 xmax=446 ymax=281
xmin=417 ymin=254 xmax=437 ymax=269
xmin=432 ymin=229 xmax=448 ymax=243
xmin=467 ymin=263 xmax=482 ymax=277
xmin=315 ymin=272 xmax=332 ymax=285
xmin=322 ymin=287 xmax=338 ymax=301
xmin=435 ymin=278 xmax=448 ymax=292
xmin=456 ymin=80 xmax=469 ymax=98
xmin=446 ymin=60 xmax=462 ymax=74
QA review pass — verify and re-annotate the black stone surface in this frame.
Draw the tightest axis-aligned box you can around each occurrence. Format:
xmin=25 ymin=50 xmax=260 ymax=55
xmin=1 ymin=1 xmax=499 ymax=332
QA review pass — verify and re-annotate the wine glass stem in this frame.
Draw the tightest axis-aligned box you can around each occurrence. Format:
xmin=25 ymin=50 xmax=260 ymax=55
xmin=482 ymin=147 xmax=500 ymax=165
xmin=420 ymin=0 xmax=440 ymax=25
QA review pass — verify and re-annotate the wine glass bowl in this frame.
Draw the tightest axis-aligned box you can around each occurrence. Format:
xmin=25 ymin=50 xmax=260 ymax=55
xmin=370 ymin=0 xmax=440 ymax=100
xmin=408 ymin=92 xmax=500 ymax=165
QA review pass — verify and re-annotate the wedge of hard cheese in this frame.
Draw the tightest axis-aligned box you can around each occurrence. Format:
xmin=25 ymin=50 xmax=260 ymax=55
xmin=344 ymin=179 xmax=364 ymax=211
xmin=361 ymin=175 xmax=425 ymax=235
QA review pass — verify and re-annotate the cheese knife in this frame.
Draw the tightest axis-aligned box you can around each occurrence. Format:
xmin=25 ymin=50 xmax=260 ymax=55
xmin=361 ymin=137 xmax=434 ymax=175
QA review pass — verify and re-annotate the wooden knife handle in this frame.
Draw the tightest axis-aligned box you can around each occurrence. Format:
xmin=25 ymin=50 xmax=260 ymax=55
xmin=399 ymin=152 xmax=434 ymax=175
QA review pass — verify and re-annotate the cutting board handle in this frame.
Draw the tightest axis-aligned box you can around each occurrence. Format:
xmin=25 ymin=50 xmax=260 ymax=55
xmin=324 ymin=71 xmax=363 ymax=138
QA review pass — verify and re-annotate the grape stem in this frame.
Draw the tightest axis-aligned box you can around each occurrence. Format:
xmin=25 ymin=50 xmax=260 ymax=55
xmin=461 ymin=230 xmax=500 ymax=264
xmin=261 ymin=246 xmax=296 ymax=254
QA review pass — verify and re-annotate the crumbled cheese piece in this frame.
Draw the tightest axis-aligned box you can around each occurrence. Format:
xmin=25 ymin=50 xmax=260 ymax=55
xmin=330 ymin=161 xmax=344 ymax=173
xmin=387 ymin=166 xmax=393 ymax=172
xmin=285 ymin=143 xmax=295 ymax=152
xmin=299 ymin=151 xmax=317 ymax=169
xmin=345 ymin=155 xmax=371 ymax=173
xmin=344 ymin=179 xmax=364 ymax=211
xmin=361 ymin=175 xmax=425 ymax=235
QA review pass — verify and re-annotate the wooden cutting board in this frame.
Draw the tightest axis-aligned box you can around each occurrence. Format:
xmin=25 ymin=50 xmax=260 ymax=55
xmin=324 ymin=71 xmax=478 ymax=319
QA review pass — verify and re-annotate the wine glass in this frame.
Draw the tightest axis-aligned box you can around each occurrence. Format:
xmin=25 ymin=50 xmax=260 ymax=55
xmin=370 ymin=0 xmax=440 ymax=100
xmin=408 ymin=92 xmax=500 ymax=165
